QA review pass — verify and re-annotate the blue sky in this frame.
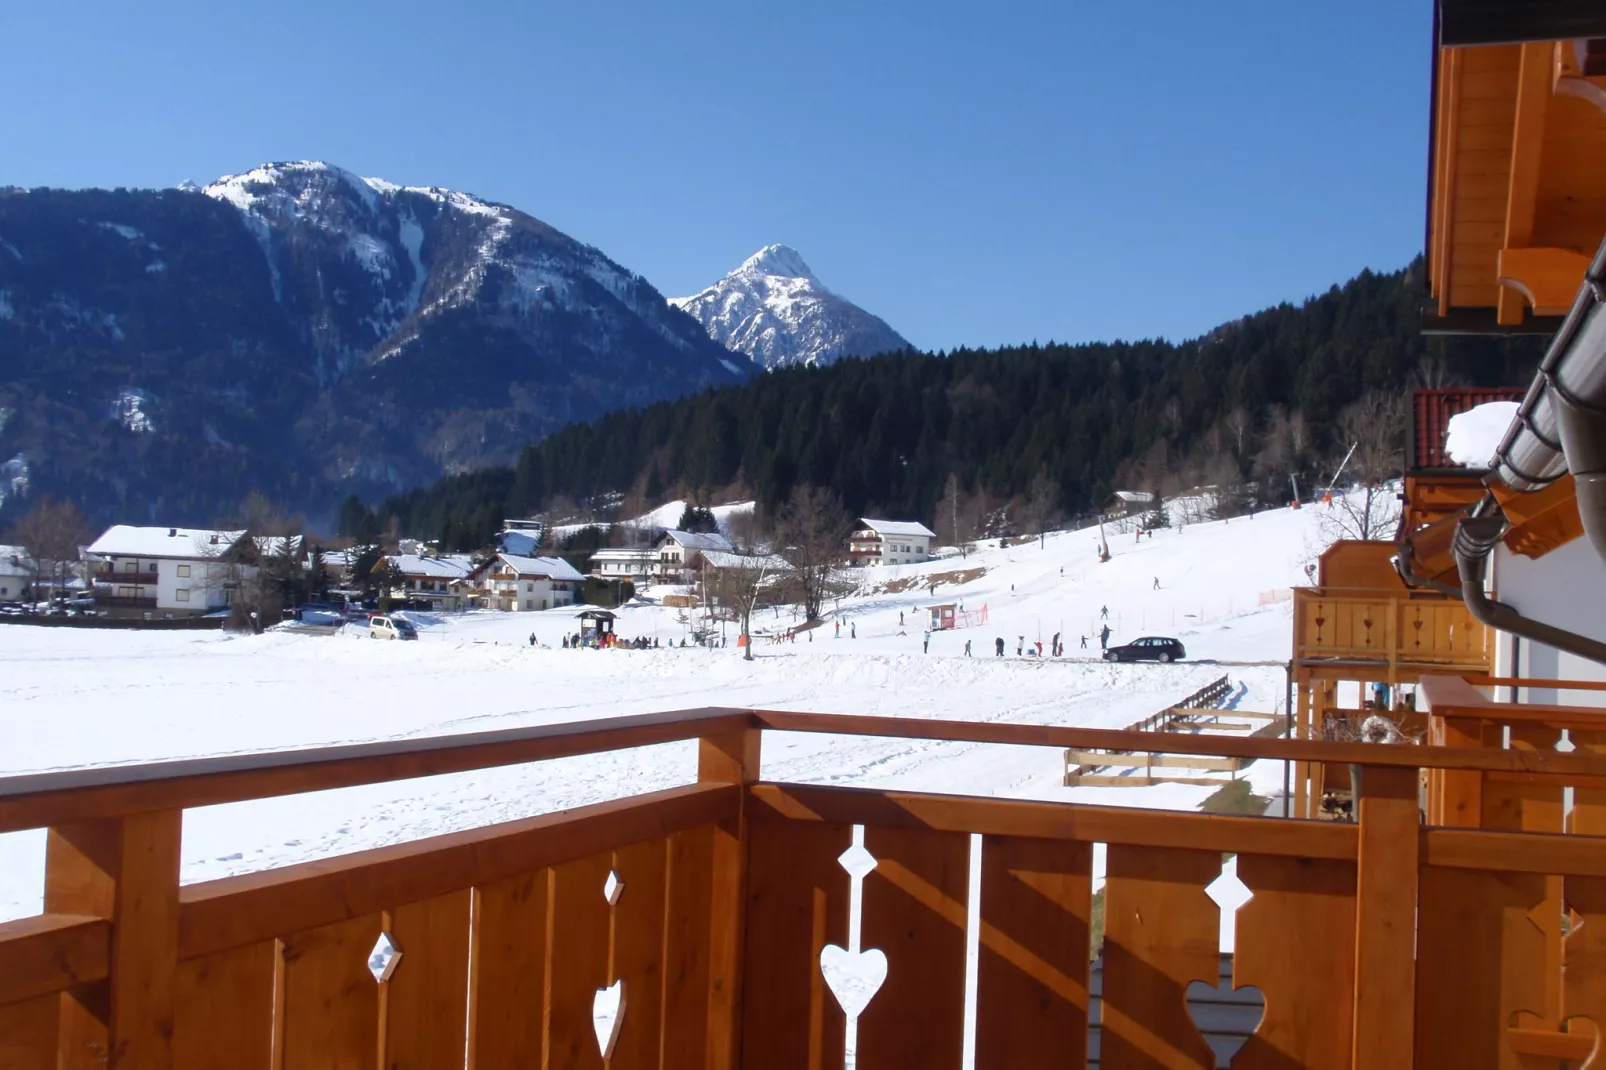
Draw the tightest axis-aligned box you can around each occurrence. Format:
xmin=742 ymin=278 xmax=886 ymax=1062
xmin=0 ymin=0 xmax=1432 ymax=351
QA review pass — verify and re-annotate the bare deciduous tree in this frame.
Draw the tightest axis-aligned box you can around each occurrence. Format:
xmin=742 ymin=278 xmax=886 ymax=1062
xmin=1319 ymin=390 xmax=1409 ymax=542
xmin=775 ymin=485 xmax=848 ymax=622
xmin=6 ymin=497 xmax=88 ymax=603
xmin=1017 ymin=470 xmax=1060 ymax=539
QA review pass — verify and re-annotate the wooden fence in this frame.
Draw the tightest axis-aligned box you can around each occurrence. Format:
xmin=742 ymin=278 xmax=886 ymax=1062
xmin=4 ymin=704 xmax=1606 ymax=1067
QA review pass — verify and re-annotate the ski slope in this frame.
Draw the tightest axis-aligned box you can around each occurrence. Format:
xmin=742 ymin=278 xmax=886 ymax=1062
xmin=0 ymin=504 xmax=1326 ymax=924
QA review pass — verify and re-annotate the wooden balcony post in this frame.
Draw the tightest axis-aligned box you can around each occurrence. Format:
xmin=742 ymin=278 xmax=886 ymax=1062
xmin=45 ymin=810 xmax=182 ymax=1070
xmin=1350 ymin=764 xmax=1418 ymax=1069
xmin=698 ymin=726 xmax=761 ymax=1070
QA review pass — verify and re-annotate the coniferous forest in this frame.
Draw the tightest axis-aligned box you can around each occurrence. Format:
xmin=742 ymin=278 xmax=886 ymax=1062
xmin=353 ymin=261 xmax=1544 ymax=549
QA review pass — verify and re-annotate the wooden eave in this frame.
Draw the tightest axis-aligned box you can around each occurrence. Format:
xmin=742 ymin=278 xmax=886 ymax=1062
xmin=1426 ymin=37 xmax=1606 ymax=331
xmin=1490 ymin=472 xmax=1585 ymax=557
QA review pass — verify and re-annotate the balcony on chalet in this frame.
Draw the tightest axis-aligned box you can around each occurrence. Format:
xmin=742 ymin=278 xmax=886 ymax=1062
xmin=93 ymin=570 xmax=159 ymax=586
xmin=4 ymin=700 xmax=1606 ymax=1068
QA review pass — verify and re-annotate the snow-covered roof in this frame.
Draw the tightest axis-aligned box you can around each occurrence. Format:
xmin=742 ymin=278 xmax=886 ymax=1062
xmin=857 ymin=519 xmax=936 ymax=539
xmin=383 ymin=553 xmax=477 ymax=580
xmin=1111 ymin=491 xmax=1156 ymax=504
xmin=1445 ymin=401 xmax=1520 ymax=468
xmin=700 ymin=550 xmax=791 ymax=572
xmin=87 ymin=526 xmax=246 ymax=559
xmin=590 ymin=548 xmax=657 ymax=562
xmin=657 ymin=530 xmax=734 ymax=552
xmin=0 ymin=545 xmax=30 ymax=577
xmin=489 ymin=554 xmax=585 ymax=582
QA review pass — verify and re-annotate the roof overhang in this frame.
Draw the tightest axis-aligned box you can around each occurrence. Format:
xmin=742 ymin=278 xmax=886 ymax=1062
xmin=1439 ymin=0 xmax=1606 ymax=47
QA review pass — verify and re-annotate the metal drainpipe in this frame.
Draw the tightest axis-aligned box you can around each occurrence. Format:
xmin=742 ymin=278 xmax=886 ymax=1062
xmin=1453 ymin=507 xmax=1606 ymax=667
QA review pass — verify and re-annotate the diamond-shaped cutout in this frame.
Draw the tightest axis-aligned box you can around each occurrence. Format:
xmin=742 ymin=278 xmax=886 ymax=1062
xmin=604 ymin=870 xmax=623 ymax=905
xmin=1206 ymin=862 xmax=1253 ymax=915
xmin=837 ymin=843 xmax=877 ymax=880
xmin=367 ymin=932 xmax=401 ymax=983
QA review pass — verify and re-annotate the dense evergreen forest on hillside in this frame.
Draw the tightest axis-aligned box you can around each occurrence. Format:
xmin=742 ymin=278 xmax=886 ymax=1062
xmin=354 ymin=261 xmax=1543 ymax=549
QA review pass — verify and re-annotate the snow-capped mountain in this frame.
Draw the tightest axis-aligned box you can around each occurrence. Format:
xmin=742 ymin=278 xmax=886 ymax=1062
xmin=671 ymin=245 xmax=909 ymax=369
xmin=0 ymin=161 xmax=754 ymax=523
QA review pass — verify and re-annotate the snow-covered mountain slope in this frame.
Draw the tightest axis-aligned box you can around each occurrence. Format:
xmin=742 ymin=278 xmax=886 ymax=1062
xmin=671 ymin=244 xmax=910 ymax=369
xmin=0 ymin=162 xmax=755 ymax=521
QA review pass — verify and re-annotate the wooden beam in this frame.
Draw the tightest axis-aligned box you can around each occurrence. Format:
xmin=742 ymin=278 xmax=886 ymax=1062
xmin=1424 ymin=825 xmax=1606 ymax=877
xmin=1497 ymin=246 xmax=1593 ymax=317
xmin=1437 ymin=48 xmax=1463 ymax=317
xmin=696 ymin=727 xmax=761 ymax=1070
xmin=177 ymin=782 xmax=738 ymax=960
xmin=1498 ymin=41 xmax=1555 ymax=324
xmin=749 ymin=782 xmax=1358 ymax=860
xmin=1351 ymin=766 xmax=1420 ymax=1068
xmin=0 ymin=707 xmax=751 ymax=833
xmin=0 ymin=914 xmax=109 ymax=1005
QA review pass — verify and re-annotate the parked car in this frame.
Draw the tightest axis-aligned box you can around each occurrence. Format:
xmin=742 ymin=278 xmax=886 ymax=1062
xmin=368 ymin=615 xmax=419 ymax=641
xmin=1102 ymin=636 xmax=1186 ymax=663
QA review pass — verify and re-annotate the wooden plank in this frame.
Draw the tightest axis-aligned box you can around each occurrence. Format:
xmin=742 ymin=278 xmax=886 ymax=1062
xmin=280 ymin=914 xmax=383 ymax=1070
xmin=750 ymin=783 xmax=1357 ymax=860
xmin=179 ymin=783 xmax=737 ymax=960
xmin=748 ymin=710 xmax=1606 ymax=777
xmin=384 ymin=890 xmax=472 ymax=1070
xmin=56 ymin=986 xmax=109 ymax=1070
xmin=1350 ymin=766 xmax=1418 ymax=1069
xmin=1563 ymin=875 xmax=1606 ymax=1049
xmin=1415 ymin=865 xmax=1549 ymax=1068
xmin=974 ymin=835 xmax=1091 ymax=1069
xmin=606 ymin=837 xmax=667 ymax=1070
xmin=45 ymin=811 xmax=182 ymax=1070
xmin=0 ymin=708 xmax=751 ymax=833
xmin=1234 ymin=854 xmax=1355 ymax=1070
xmin=696 ymin=728 xmax=759 ymax=1070
xmin=1100 ymin=844 xmax=1219 ymax=1068
xmin=736 ymin=808 xmax=849 ymax=1070
xmin=857 ymin=824 xmax=969 ymax=1070
xmin=0 ymin=914 xmax=108 ymax=1005
xmin=662 ymin=827 xmax=714 ymax=1068
xmin=469 ymin=871 xmax=549 ymax=1068
xmin=172 ymin=940 xmax=277 ymax=1070
xmin=1425 ymin=827 xmax=1606 ymax=878
xmin=546 ymin=854 xmax=612 ymax=1070
xmin=0 ymin=993 xmax=60 ymax=1070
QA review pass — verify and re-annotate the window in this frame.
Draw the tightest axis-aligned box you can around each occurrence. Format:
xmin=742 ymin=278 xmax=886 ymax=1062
xmin=176 ymin=589 xmax=190 ymax=603
xmin=526 ymin=583 xmax=534 ymax=593
xmin=177 ymin=564 xmax=191 ymax=578
xmin=123 ymin=560 xmax=137 ymax=572
xmin=148 ymin=562 xmax=157 ymax=573
xmin=524 ymin=600 xmax=533 ymax=610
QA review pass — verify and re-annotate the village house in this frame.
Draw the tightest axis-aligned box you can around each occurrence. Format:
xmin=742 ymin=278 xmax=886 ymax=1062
xmin=84 ymin=526 xmax=256 ymax=617
xmin=497 ymin=519 xmax=548 ymax=557
xmin=589 ymin=547 xmax=658 ymax=584
xmin=468 ymin=553 xmax=584 ymax=611
xmin=1103 ymin=490 xmax=1157 ymax=517
xmin=376 ymin=553 xmax=479 ymax=611
xmin=0 ymin=545 xmax=31 ymax=600
xmin=846 ymin=518 xmax=935 ymax=567
xmin=653 ymin=530 xmax=733 ymax=584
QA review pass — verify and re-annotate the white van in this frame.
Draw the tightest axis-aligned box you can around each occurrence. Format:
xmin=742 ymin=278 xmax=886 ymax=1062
xmin=368 ymin=615 xmax=418 ymax=641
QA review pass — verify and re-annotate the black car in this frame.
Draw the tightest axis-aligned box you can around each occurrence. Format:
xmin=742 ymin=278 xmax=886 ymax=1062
xmin=1102 ymin=636 xmax=1186 ymax=663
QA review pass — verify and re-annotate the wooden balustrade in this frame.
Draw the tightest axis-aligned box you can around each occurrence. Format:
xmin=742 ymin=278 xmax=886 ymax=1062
xmin=5 ymin=707 xmax=1606 ymax=1068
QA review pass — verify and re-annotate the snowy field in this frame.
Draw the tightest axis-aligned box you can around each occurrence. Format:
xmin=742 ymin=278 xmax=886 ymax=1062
xmin=0 ymin=504 xmax=1327 ymax=923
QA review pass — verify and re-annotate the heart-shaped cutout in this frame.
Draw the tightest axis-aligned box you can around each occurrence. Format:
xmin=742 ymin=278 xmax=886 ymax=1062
xmin=819 ymin=944 xmax=887 ymax=1018
xmin=593 ymin=980 xmax=624 ymax=1058
xmin=1184 ymin=978 xmax=1264 ymax=1064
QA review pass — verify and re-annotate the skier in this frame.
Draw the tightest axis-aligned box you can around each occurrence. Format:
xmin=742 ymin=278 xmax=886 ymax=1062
xmin=1153 ymin=577 xmax=1160 ymax=590
xmin=899 ymin=611 xmax=905 ymax=626
xmin=995 ymin=637 xmax=1005 ymax=657
xmin=561 ymin=635 xmax=569 ymax=649
xmin=923 ymin=630 xmax=931 ymax=654
xmin=1080 ymin=634 xmax=1088 ymax=650
xmin=1035 ymin=640 xmax=1044 ymax=657
xmin=1052 ymin=632 xmax=1061 ymax=657
xmin=964 ymin=639 xmax=972 ymax=657
xmin=1016 ymin=636 xmax=1024 ymax=656
xmin=1100 ymin=605 xmax=1109 ymax=620
xmin=528 ymin=633 xmax=536 ymax=647
xmin=835 ymin=620 xmax=840 ymax=638
xmin=1100 ymin=624 xmax=1112 ymax=649
xmin=851 ymin=622 xmax=856 ymax=639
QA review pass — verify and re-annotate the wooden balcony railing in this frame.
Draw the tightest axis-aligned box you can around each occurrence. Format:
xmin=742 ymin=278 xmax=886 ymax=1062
xmin=94 ymin=572 xmax=158 ymax=586
xmin=1293 ymin=586 xmax=1491 ymax=674
xmin=4 ymin=708 xmax=1606 ymax=1068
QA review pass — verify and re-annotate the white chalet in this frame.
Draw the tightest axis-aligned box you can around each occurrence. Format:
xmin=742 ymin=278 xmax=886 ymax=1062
xmin=847 ymin=519 xmax=935 ymax=567
xmin=653 ymin=530 xmax=733 ymax=584
xmin=377 ymin=554 xmax=478 ymax=610
xmin=85 ymin=526 xmax=253 ymax=617
xmin=0 ymin=545 xmax=31 ymax=600
xmin=469 ymin=553 xmax=584 ymax=612
xmin=589 ymin=548 xmax=658 ymax=584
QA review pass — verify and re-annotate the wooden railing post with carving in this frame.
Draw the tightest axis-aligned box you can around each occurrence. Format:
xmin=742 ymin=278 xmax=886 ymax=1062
xmin=698 ymin=725 xmax=761 ymax=1070
xmin=45 ymin=810 xmax=182 ymax=1070
xmin=1351 ymin=764 xmax=1419 ymax=1069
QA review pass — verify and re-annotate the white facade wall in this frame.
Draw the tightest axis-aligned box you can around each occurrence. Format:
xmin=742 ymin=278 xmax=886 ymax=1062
xmin=878 ymin=535 xmax=932 ymax=566
xmin=1491 ymin=538 xmax=1606 ymax=708
xmin=485 ymin=576 xmax=578 ymax=611
xmin=100 ymin=554 xmax=246 ymax=612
